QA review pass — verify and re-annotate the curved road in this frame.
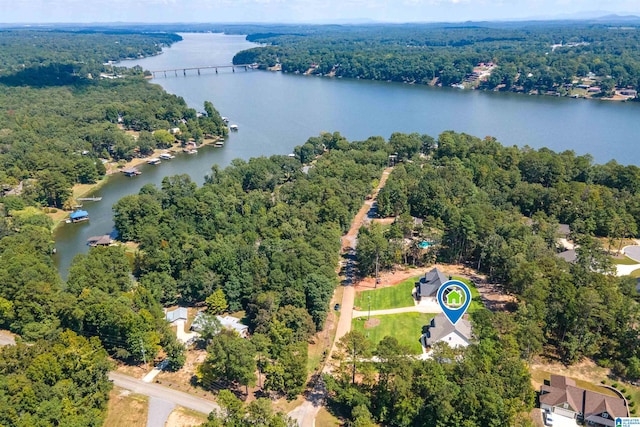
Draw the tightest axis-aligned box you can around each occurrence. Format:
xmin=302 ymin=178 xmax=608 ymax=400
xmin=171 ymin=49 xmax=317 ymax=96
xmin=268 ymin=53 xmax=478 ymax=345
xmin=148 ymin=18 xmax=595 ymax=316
xmin=109 ymin=372 xmax=219 ymax=416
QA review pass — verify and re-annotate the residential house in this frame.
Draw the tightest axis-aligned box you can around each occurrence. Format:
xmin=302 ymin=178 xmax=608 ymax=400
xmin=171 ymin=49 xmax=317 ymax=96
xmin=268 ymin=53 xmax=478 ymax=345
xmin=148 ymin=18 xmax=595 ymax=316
xmin=414 ymin=267 xmax=448 ymax=301
xmin=539 ymin=375 xmax=628 ymax=426
xmin=421 ymin=312 xmax=472 ymax=349
xmin=191 ymin=312 xmax=249 ymax=338
xmin=165 ymin=307 xmax=188 ymax=324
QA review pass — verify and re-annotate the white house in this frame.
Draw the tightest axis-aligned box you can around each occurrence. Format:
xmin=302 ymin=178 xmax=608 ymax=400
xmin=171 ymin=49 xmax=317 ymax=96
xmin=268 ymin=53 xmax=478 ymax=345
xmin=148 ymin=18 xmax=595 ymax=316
xmin=421 ymin=312 xmax=472 ymax=349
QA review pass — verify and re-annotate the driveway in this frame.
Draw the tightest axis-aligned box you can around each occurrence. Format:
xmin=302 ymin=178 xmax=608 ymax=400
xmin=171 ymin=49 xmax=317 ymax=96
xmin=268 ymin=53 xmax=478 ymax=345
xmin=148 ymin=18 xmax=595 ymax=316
xmin=288 ymin=167 xmax=394 ymax=427
xmin=624 ymin=245 xmax=640 ymax=263
xmin=108 ymin=372 xmax=219 ymax=415
xmin=352 ymin=304 xmax=442 ymax=318
xmin=547 ymin=412 xmax=578 ymax=427
xmin=147 ymin=397 xmax=175 ymax=427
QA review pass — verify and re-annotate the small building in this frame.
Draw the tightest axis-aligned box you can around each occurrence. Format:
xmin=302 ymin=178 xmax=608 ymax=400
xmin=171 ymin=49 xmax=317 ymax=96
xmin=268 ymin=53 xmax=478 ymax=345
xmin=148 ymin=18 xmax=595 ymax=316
xmin=122 ymin=168 xmax=141 ymax=177
xmin=165 ymin=307 xmax=188 ymax=324
xmin=87 ymin=235 xmax=112 ymax=247
xmin=69 ymin=210 xmax=89 ymax=223
xmin=540 ymin=375 xmax=628 ymax=426
xmin=169 ymin=127 xmax=181 ymax=135
xmin=421 ymin=312 xmax=472 ymax=349
xmin=415 ymin=267 xmax=448 ymax=301
xmin=620 ymin=89 xmax=637 ymax=97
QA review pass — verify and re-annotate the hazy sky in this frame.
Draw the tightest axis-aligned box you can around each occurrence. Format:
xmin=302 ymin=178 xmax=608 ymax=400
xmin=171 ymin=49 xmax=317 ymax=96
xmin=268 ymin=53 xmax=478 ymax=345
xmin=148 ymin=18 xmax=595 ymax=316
xmin=1 ymin=0 xmax=639 ymax=24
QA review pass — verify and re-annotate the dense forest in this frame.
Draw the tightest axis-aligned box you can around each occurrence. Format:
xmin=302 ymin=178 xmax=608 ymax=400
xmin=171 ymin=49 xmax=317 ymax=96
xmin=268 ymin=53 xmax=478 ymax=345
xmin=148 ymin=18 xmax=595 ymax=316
xmin=0 ymin=30 xmax=227 ymax=209
xmin=233 ymin=22 xmax=640 ymax=96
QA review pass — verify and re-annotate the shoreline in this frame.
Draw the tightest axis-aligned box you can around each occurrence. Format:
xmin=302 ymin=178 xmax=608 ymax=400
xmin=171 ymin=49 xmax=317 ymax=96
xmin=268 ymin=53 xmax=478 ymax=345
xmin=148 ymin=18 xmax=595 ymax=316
xmin=48 ymin=135 xmax=225 ymax=231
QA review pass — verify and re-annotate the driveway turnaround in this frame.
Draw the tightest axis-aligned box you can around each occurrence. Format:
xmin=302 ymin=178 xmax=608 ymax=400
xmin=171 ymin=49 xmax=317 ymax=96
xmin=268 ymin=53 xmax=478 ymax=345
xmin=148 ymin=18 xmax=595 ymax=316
xmin=109 ymin=372 xmax=219 ymax=415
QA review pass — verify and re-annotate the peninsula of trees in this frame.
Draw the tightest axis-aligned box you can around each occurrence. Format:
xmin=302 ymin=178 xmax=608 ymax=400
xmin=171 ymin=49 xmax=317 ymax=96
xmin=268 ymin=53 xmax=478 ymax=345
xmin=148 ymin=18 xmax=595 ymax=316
xmin=0 ymin=30 xmax=227 ymax=209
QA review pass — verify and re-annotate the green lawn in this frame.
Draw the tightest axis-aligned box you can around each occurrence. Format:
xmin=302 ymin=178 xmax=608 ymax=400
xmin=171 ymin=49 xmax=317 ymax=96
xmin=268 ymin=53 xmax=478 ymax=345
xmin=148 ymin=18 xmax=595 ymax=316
xmin=354 ymin=276 xmax=416 ymax=311
xmin=354 ymin=273 xmax=485 ymax=313
xmin=451 ymin=276 xmax=484 ymax=313
xmin=352 ymin=312 xmax=437 ymax=355
xmin=632 ymin=269 xmax=640 ymax=279
xmin=611 ymin=255 xmax=640 ymax=265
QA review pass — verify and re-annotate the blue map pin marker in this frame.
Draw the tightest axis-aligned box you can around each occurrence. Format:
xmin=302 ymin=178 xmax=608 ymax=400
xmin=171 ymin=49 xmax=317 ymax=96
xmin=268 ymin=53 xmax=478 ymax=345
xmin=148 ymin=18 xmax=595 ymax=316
xmin=437 ymin=280 xmax=472 ymax=325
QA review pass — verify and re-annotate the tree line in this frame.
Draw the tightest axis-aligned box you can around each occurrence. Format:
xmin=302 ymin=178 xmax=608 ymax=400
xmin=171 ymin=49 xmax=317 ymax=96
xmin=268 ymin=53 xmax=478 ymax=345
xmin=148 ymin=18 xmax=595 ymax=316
xmin=233 ymin=22 xmax=640 ymax=96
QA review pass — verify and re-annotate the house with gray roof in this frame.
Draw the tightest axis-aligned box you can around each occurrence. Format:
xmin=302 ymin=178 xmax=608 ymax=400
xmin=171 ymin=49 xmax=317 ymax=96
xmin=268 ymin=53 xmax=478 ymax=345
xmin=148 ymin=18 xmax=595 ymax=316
xmin=414 ymin=267 xmax=448 ymax=301
xmin=421 ymin=312 xmax=472 ymax=349
xmin=165 ymin=307 xmax=188 ymax=323
xmin=191 ymin=312 xmax=249 ymax=338
xmin=540 ymin=375 xmax=628 ymax=426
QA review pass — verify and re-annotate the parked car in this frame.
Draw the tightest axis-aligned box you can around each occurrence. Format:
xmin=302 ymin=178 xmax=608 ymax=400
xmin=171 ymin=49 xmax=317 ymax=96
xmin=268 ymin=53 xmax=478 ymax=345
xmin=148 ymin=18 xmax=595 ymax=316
xmin=334 ymin=303 xmax=341 ymax=311
xmin=545 ymin=411 xmax=554 ymax=426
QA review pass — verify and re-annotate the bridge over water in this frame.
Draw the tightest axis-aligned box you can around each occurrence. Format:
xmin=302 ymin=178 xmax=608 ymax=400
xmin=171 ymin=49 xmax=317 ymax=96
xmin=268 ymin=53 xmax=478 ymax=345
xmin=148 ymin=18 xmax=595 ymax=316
xmin=150 ymin=64 xmax=257 ymax=78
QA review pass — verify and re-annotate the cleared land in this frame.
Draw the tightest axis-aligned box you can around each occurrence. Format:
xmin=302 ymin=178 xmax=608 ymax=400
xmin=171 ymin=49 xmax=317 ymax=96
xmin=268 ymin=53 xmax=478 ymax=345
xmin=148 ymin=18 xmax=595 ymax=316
xmin=166 ymin=407 xmax=209 ymax=427
xmin=354 ymin=275 xmax=415 ymax=311
xmin=104 ymin=386 xmax=149 ymax=427
xmin=352 ymin=312 xmax=436 ymax=355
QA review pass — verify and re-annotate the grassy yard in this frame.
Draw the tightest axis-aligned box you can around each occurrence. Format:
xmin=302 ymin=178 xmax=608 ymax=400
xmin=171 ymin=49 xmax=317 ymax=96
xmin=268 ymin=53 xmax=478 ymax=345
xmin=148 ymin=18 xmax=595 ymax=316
xmin=354 ymin=274 xmax=484 ymax=313
xmin=352 ymin=312 xmax=436 ymax=355
xmin=451 ymin=276 xmax=484 ymax=313
xmin=104 ymin=386 xmax=148 ymax=427
xmin=354 ymin=276 xmax=415 ymax=311
xmin=611 ymin=255 xmax=640 ymax=265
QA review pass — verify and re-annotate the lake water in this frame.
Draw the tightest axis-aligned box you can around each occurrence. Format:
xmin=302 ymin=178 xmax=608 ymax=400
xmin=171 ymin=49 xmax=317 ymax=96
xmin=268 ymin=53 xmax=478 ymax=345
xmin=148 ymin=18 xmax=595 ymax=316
xmin=53 ymin=32 xmax=640 ymax=277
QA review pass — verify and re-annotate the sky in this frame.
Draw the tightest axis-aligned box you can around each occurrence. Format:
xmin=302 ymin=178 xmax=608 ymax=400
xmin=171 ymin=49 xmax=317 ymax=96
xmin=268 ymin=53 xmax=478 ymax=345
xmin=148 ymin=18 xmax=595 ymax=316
xmin=1 ymin=0 xmax=639 ymax=24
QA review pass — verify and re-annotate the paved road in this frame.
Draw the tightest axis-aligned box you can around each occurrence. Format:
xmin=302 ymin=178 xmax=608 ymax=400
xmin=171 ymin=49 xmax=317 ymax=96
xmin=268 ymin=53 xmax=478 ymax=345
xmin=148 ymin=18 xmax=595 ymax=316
xmin=147 ymin=397 xmax=176 ymax=427
xmin=109 ymin=372 xmax=219 ymax=415
xmin=623 ymin=245 xmax=640 ymax=262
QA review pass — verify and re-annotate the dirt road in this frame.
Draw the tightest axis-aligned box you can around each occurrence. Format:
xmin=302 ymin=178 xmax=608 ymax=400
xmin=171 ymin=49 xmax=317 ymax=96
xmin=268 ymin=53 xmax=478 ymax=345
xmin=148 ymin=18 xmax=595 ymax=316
xmin=288 ymin=167 xmax=394 ymax=427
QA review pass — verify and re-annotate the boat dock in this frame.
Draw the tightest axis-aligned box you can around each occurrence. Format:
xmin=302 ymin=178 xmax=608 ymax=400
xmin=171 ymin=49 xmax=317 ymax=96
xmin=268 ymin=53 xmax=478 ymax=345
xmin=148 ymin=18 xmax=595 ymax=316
xmin=77 ymin=197 xmax=102 ymax=202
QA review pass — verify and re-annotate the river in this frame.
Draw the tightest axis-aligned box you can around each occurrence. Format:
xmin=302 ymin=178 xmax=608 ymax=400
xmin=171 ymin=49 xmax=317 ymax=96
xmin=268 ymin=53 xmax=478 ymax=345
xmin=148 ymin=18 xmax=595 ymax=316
xmin=53 ymin=32 xmax=640 ymax=278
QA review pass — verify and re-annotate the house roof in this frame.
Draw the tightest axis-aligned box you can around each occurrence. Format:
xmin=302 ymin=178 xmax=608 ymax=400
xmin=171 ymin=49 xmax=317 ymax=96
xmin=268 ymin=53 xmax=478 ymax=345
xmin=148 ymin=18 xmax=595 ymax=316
xmin=70 ymin=210 xmax=89 ymax=219
xmin=556 ymin=249 xmax=577 ymax=263
xmin=165 ymin=307 xmax=188 ymax=323
xmin=191 ymin=312 xmax=248 ymax=336
xmin=416 ymin=267 xmax=448 ymax=298
xmin=424 ymin=312 xmax=472 ymax=346
xmin=87 ymin=235 xmax=112 ymax=245
xmin=540 ymin=375 xmax=628 ymax=421
xmin=558 ymin=224 xmax=571 ymax=236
